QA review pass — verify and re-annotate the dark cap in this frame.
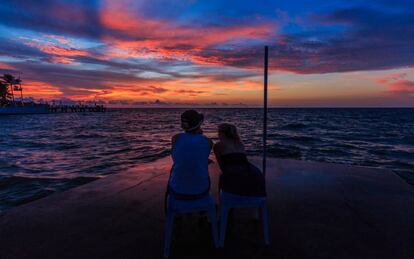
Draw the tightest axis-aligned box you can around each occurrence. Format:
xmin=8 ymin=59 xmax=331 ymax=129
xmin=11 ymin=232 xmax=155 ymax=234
xmin=181 ymin=110 xmax=204 ymax=131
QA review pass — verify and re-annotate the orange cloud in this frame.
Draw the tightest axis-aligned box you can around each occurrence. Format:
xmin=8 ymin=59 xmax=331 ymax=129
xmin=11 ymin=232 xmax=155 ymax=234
xmin=27 ymin=42 xmax=91 ymax=57
xmin=99 ymin=0 xmax=276 ymax=62
xmin=22 ymin=80 xmax=63 ymax=97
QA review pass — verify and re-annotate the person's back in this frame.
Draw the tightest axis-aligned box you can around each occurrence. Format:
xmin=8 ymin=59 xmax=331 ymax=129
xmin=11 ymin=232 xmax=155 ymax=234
xmin=214 ymin=123 xmax=266 ymax=197
xmin=168 ymin=110 xmax=213 ymax=197
xmin=170 ymin=132 xmax=210 ymax=195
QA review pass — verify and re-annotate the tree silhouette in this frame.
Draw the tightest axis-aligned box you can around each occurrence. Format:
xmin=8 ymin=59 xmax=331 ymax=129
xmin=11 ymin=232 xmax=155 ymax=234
xmin=0 ymin=81 xmax=12 ymax=106
xmin=14 ymin=77 xmax=23 ymax=102
xmin=1 ymin=74 xmax=24 ymax=104
xmin=2 ymin=74 xmax=16 ymax=102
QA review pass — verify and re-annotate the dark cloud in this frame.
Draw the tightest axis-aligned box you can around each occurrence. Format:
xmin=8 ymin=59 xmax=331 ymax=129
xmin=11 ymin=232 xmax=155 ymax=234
xmin=174 ymin=89 xmax=205 ymax=96
xmin=192 ymin=7 xmax=414 ymax=74
xmin=0 ymin=38 xmax=49 ymax=59
xmin=147 ymin=85 xmax=168 ymax=93
xmin=0 ymin=0 xmax=103 ymax=39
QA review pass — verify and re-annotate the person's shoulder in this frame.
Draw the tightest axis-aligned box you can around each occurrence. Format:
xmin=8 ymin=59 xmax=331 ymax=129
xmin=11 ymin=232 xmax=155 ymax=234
xmin=199 ymin=134 xmax=213 ymax=148
xmin=172 ymin=133 xmax=181 ymax=144
xmin=208 ymin=138 xmax=214 ymax=147
xmin=214 ymin=141 xmax=223 ymax=148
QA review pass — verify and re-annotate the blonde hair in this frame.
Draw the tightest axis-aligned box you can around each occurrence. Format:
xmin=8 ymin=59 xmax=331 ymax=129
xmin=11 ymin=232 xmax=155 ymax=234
xmin=218 ymin=123 xmax=241 ymax=142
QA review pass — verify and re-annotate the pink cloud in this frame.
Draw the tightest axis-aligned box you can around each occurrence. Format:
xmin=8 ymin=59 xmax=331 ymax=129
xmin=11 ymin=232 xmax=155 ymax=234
xmin=22 ymin=35 xmax=97 ymax=64
xmin=0 ymin=62 xmax=15 ymax=70
xmin=99 ymin=0 xmax=276 ymax=63
xmin=27 ymin=43 xmax=91 ymax=57
xmin=376 ymin=73 xmax=414 ymax=94
xmin=388 ymin=80 xmax=414 ymax=92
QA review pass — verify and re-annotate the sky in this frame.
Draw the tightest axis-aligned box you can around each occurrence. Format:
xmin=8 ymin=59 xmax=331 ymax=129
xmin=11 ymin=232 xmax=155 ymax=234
xmin=0 ymin=0 xmax=413 ymax=107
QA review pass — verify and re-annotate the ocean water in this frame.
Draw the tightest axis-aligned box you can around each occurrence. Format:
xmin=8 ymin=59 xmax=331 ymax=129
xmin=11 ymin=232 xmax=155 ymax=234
xmin=1 ymin=108 xmax=413 ymax=211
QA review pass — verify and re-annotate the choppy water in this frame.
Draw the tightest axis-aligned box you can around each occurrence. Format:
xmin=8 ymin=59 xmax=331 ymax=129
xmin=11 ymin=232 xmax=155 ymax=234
xmin=1 ymin=108 xmax=413 ymax=211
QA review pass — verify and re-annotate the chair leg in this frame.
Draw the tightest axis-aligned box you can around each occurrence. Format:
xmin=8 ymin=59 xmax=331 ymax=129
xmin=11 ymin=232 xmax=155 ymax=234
xmin=261 ymin=203 xmax=270 ymax=245
xmin=219 ymin=204 xmax=229 ymax=247
xmin=208 ymin=207 xmax=219 ymax=248
xmin=163 ymin=211 xmax=175 ymax=258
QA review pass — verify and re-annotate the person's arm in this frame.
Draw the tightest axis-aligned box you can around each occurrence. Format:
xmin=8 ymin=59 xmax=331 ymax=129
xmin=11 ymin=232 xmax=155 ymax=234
xmin=208 ymin=138 xmax=214 ymax=151
xmin=213 ymin=142 xmax=222 ymax=157
xmin=207 ymin=138 xmax=214 ymax=164
xmin=171 ymin=134 xmax=180 ymax=151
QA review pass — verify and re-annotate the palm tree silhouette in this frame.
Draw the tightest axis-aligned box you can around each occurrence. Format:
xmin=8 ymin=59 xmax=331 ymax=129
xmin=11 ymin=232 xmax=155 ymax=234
xmin=2 ymin=74 xmax=16 ymax=103
xmin=0 ymin=81 xmax=12 ymax=106
xmin=1 ymin=74 xmax=24 ymax=104
xmin=14 ymin=77 xmax=23 ymax=104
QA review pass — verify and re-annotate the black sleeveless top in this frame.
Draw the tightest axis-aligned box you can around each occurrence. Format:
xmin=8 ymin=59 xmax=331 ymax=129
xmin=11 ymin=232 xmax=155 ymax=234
xmin=216 ymin=153 xmax=266 ymax=197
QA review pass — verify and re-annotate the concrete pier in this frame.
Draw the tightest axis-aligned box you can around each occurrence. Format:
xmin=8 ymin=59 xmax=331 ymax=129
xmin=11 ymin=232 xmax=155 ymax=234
xmin=0 ymin=157 xmax=413 ymax=259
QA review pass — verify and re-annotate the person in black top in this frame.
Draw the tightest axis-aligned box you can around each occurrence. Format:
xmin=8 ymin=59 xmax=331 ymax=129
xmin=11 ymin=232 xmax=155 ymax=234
xmin=213 ymin=123 xmax=266 ymax=197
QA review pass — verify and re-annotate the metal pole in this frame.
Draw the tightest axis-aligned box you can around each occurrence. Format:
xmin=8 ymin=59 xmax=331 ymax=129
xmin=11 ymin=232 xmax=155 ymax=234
xmin=20 ymin=82 xmax=23 ymax=104
xmin=263 ymin=46 xmax=269 ymax=176
xmin=19 ymin=72 xmax=23 ymax=104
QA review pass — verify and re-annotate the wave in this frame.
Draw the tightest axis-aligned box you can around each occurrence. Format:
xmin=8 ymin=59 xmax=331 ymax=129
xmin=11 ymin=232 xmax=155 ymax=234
xmin=55 ymin=143 xmax=82 ymax=150
xmin=314 ymin=147 xmax=352 ymax=156
xmin=135 ymin=149 xmax=171 ymax=161
xmin=75 ymin=133 xmax=107 ymax=139
xmin=391 ymin=160 xmax=414 ymax=170
xmin=288 ymin=135 xmax=320 ymax=142
xmin=401 ymin=136 xmax=414 ymax=145
xmin=280 ymin=122 xmax=308 ymax=130
xmin=267 ymin=144 xmax=302 ymax=159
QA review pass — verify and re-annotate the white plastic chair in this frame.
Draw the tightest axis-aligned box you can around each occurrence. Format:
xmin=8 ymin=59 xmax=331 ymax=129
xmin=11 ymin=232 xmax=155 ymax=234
xmin=163 ymin=194 xmax=219 ymax=258
xmin=219 ymin=191 xmax=269 ymax=247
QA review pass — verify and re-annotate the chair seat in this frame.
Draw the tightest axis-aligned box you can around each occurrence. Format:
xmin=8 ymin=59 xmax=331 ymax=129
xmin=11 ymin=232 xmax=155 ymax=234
xmin=221 ymin=191 xmax=266 ymax=207
xmin=219 ymin=191 xmax=269 ymax=247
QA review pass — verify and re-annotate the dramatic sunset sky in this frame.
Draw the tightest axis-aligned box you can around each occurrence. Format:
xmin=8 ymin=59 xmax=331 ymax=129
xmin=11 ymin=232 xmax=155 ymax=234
xmin=0 ymin=0 xmax=413 ymax=107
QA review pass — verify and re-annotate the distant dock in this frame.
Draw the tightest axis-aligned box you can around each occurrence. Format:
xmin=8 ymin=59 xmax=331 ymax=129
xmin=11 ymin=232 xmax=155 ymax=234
xmin=48 ymin=104 xmax=106 ymax=113
xmin=0 ymin=157 xmax=413 ymax=258
xmin=0 ymin=104 xmax=105 ymax=115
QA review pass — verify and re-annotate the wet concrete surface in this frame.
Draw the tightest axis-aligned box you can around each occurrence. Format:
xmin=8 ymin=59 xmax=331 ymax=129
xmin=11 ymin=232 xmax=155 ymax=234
xmin=0 ymin=157 xmax=413 ymax=259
